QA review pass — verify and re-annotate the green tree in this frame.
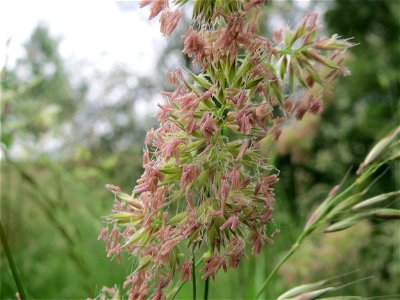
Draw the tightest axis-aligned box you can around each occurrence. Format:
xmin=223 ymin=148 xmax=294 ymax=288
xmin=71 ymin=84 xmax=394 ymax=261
xmin=1 ymin=25 xmax=86 ymax=154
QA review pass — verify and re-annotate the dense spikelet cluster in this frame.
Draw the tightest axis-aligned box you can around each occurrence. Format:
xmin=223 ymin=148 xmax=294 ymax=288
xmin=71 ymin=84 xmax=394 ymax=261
xmin=98 ymin=1 xmax=353 ymax=299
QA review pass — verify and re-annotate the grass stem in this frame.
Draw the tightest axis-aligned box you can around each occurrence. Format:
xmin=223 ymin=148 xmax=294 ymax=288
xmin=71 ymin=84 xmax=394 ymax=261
xmin=204 ymin=277 xmax=209 ymax=300
xmin=256 ymin=179 xmax=361 ymax=299
xmin=255 ymin=239 xmax=300 ymax=300
xmin=0 ymin=220 xmax=27 ymax=300
xmin=192 ymin=255 xmax=197 ymax=300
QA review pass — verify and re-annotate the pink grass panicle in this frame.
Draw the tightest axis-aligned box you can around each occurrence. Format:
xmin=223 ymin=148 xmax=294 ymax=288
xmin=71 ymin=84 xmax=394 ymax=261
xmin=99 ymin=1 xmax=353 ymax=299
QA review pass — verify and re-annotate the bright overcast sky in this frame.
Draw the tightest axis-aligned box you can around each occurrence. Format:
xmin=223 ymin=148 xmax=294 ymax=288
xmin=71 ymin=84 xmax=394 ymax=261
xmin=0 ymin=0 xmax=314 ymax=75
xmin=0 ymin=0 xmax=165 ymax=75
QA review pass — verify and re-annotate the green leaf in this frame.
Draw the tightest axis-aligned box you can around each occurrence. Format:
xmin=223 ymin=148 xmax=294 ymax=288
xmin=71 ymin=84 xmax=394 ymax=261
xmin=245 ymin=77 xmax=263 ymax=89
xmin=319 ymin=297 xmax=362 ymax=300
xmin=191 ymin=72 xmax=213 ymax=90
xmin=358 ymin=126 xmax=400 ymax=174
xmin=1 ymin=132 xmax=13 ymax=149
xmin=325 ymin=213 xmax=370 ymax=233
xmin=371 ymin=208 xmax=400 ymax=219
xmin=280 ymin=55 xmax=288 ymax=79
xmin=352 ymin=191 xmax=400 ymax=210
xmin=234 ymin=59 xmax=252 ymax=86
xmin=107 ymin=212 xmax=135 ymax=220
xmin=327 ymin=192 xmax=364 ymax=220
xmin=137 ymin=255 xmax=152 ymax=270
xmin=292 ymin=287 xmax=336 ymax=300
xmin=288 ymin=58 xmax=294 ymax=88
xmin=303 ymin=63 xmax=322 ymax=85
xmin=123 ymin=228 xmax=148 ymax=247
xmin=169 ymin=212 xmax=187 ymax=225
xmin=277 ymin=280 xmax=328 ymax=300
xmin=159 ymin=166 xmax=182 ymax=175
xmin=292 ymin=57 xmax=308 ymax=87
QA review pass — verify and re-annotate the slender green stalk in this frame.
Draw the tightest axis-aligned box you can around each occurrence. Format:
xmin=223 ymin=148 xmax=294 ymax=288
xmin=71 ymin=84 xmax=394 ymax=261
xmin=255 ymin=128 xmax=397 ymax=299
xmin=256 ymin=182 xmax=358 ymax=299
xmin=255 ymin=236 xmax=302 ymax=300
xmin=170 ymin=282 xmax=184 ymax=300
xmin=305 ymin=182 xmax=357 ymax=230
xmin=204 ymin=277 xmax=209 ymax=300
xmin=0 ymin=220 xmax=27 ymax=300
xmin=192 ymin=255 xmax=197 ymax=300
xmin=4 ymin=154 xmax=92 ymax=283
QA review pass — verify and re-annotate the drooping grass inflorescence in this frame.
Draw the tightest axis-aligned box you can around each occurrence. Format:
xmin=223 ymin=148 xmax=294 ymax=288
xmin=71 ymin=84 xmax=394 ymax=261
xmin=256 ymin=126 xmax=400 ymax=299
xmin=98 ymin=1 xmax=354 ymax=299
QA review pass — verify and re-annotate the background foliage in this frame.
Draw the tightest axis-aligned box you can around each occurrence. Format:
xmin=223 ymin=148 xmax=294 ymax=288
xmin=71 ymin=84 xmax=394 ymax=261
xmin=1 ymin=0 xmax=399 ymax=298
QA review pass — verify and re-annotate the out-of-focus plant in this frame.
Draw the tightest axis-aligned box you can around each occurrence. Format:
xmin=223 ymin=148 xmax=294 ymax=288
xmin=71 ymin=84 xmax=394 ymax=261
xmin=276 ymin=271 xmax=372 ymax=300
xmin=260 ymin=2 xmax=400 ymax=296
xmin=1 ymin=24 xmax=144 ymax=298
xmin=256 ymin=126 xmax=400 ymax=299
xmin=0 ymin=220 xmax=26 ymax=300
xmin=99 ymin=1 xmax=353 ymax=299
xmin=1 ymin=45 xmax=93 ymax=297
xmin=1 ymin=25 xmax=85 ymax=155
xmin=310 ymin=0 xmax=400 ymax=193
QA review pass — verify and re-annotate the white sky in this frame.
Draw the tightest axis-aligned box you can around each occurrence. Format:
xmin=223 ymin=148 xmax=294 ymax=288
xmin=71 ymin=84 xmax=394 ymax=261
xmin=0 ymin=0 xmax=313 ymax=75
xmin=0 ymin=0 xmax=165 ymax=75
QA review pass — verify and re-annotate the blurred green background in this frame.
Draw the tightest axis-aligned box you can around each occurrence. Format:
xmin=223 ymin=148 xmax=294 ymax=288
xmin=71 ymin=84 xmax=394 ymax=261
xmin=1 ymin=0 xmax=399 ymax=299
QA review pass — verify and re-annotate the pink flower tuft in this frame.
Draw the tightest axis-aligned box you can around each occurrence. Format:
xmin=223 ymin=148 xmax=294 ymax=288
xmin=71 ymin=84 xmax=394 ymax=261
xmin=236 ymin=140 xmax=248 ymax=161
xmin=145 ymin=128 xmax=155 ymax=144
xmin=295 ymin=103 xmax=309 ymax=120
xmin=179 ymin=259 xmax=192 ymax=282
xmin=215 ymin=14 xmax=246 ymax=61
xmin=237 ymin=112 xmax=252 ymax=134
xmin=221 ymin=179 xmax=230 ymax=202
xmin=97 ymin=228 xmax=108 ymax=241
xmin=161 ymin=137 xmax=183 ymax=159
xmin=182 ymin=27 xmax=207 ymax=66
xmin=250 ymin=232 xmax=272 ymax=255
xmin=180 ymin=164 xmax=200 ymax=189
xmin=220 ymin=216 xmax=240 ymax=231
xmin=160 ymin=9 xmax=182 ymax=36
xmin=308 ymin=98 xmax=323 ymax=115
xmin=229 ymin=90 xmax=247 ymax=107
xmin=149 ymin=0 xmax=168 ymax=20
xmin=166 ymin=68 xmax=182 ymax=86
xmin=139 ymin=0 xmax=153 ymax=8
xmin=179 ymin=92 xmax=198 ymax=111
xmin=232 ymin=169 xmax=241 ymax=190
xmin=199 ymin=113 xmax=218 ymax=138
xmin=273 ymin=28 xmax=284 ymax=43
xmin=201 ymin=256 xmax=227 ymax=280
xmin=134 ymin=166 xmax=163 ymax=194
xmin=159 ymin=237 xmax=181 ymax=256
xmin=226 ymin=238 xmax=246 ymax=269
xmin=255 ymin=102 xmax=270 ymax=118
xmin=243 ymin=0 xmax=265 ymax=11
xmin=143 ymin=149 xmax=151 ymax=166
xmin=198 ymin=88 xmax=216 ymax=102
xmin=185 ymin=119 xmax=197 ymax=134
